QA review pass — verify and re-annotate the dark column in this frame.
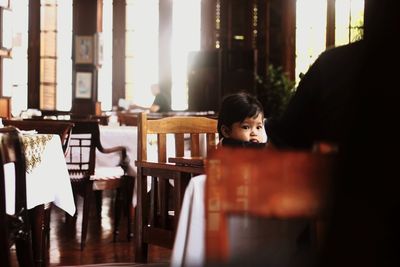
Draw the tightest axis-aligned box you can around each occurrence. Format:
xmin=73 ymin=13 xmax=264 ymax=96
xmin=71 ymin=0 xmax=103 ymax=115
xmin=326 ymin=0 xmax=336 ymax=48
xmin=28 ymin=0 xmax=41 ymax=108
xmin=112 ymin=0 xmax=126 ymax=106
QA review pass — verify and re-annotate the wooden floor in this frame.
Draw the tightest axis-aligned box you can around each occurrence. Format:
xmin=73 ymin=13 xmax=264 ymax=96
xmin=10 ymin=191 xmax=171 ymax=266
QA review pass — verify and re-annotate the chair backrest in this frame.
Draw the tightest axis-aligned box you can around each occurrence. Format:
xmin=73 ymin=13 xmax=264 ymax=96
xmin=137 ymin=112 xmax=218 ymax=162
xmin=0 ymin=96 xmax=11 ymax=119
xmin=0 ymin=126 xmax=31 ymax=266
xmin=205 ymin=147 xmax=335 ymax=264
xmin=63 ymin=119 xmax=100 ymax=177
xmin=3 ymin=119 xmax=75 ymax=155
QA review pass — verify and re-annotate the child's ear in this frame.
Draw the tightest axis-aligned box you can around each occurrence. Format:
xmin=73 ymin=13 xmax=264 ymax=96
xmin=221 ymin=125 xmax=231 ymax=138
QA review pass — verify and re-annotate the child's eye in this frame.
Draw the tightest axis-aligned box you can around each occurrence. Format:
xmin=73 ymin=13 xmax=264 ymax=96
xmin=241 ymin=125 xmax=250 ymax=130
xmin=257 ymin=125 xmax=263 ymax=130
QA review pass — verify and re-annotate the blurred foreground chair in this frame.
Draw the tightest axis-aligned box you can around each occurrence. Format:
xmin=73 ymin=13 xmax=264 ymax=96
xmin=205 ymin=147 xmax=335 ymax=266
xmin=65 ymin=119 xmax=133 ymax=250
xmin=135 ymin=112 xmax=218 ymax=262
xmin=0 ymin=126 xmax=34 ymax=267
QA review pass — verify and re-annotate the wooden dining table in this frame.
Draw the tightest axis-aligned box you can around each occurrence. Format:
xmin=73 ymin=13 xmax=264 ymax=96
xmin=5 ymin=133 xmax=75 ymax=267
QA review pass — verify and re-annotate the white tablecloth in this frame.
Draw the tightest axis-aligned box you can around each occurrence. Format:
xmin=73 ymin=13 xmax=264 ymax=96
xmin=96 ymin=125 xmax=138 ymax=205
xmin=97 ymin=125 xmax=138 ymax=177
xmin=5 ymin=134 xmax=76 ymax=216
xmin=171 ymin=174 xmax=206 ymax=267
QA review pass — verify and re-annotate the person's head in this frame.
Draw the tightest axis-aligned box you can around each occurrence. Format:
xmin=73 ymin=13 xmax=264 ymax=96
xmin=218 ymin=92 xmax=265 ymax=143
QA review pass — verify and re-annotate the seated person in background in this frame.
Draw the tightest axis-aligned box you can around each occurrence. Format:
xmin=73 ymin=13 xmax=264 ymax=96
xmin=217 ymin=92 xmax=267 ymax=148
xmin=129 ymin=83 xmax=171 ymax=113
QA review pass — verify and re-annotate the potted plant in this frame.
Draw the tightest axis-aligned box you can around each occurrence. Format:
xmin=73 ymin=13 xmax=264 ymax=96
xmin=256 ymin=64 xmax=296 ymax=119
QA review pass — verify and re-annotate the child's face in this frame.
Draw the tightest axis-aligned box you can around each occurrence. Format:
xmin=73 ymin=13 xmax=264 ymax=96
xmin=223 ymin=113 xmax=265 ymax=143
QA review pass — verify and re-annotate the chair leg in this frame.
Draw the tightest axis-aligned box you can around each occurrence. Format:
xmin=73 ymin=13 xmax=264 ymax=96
xmin=113 ymin=188 xmax=122 ymax=242
xmin=15 ymin=235 xmax=35 ymax=267
xmin=0 ymin=239 xmax=11 ymax=267
xmin=80 ymin=181 xmax=93 ymax=250
xmin=126 ymin=176 xmax=134 ymax=240
xmin=159 ymin=179 xmax=168 ymax=228
xmin=149 ymin=176 xmax=157 ymax=226
xmin=134 ymin=173 xmax=149 ymax=263
xmin=43 ymin=205 xmax=52 ymax=264
xmin=29 ymin=205 xmax=45 ymax=267
xmin=94 ymin=191 xmax=102 ymax=218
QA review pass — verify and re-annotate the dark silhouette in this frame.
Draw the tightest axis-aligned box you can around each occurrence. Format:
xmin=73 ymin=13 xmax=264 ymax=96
xmin=266 ymin=1 xmax=400 ymax=266
xmin=129 ymin=83 xmax=171 ymax=113
xmin=150 ymin=84 xmax=171 ymax=112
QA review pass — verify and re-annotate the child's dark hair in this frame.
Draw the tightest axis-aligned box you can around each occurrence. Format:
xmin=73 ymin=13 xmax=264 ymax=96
xmin=217 ymin=92 xmax=264 ymax=139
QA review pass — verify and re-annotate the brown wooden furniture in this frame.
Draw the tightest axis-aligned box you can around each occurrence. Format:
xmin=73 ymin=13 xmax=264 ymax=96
xmin=35 ymin=109 xmax=110 ymax=126
xmin=0 ymin=126 xmax=34 ymax=267
xmin=89 ymin=114 xmax=110 ymax=125
xmin=2 ymin=119 xmax=75 ymax=266
xmin=205 ymin=147 xmax=335 ymax=265
xmin=0 ymin=96 xmax=12 ymax=119
xmin=64 ymin=119 xmax=133 ymax=250
xmin=3 ymin=119 xmax=74 ymax=155
xmin=168 ymin=156 xmax=204 ymax=167
xmin=117 ymin=112 xmax=138 ymax=126
xmin=135 ymin=112 xmax=218 ymax=262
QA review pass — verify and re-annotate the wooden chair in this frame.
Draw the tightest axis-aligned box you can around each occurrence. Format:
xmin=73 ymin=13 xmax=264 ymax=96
xmin=205 ymin=147 xmax=335 ymax=265
xmin=64 ymin=119 xmax=133 ymax=250
xmin=0 ymin=126 xmax=34 ymax=267
xmin=135 ymin=112 xmax=218 ymax=262
xmin=0 ymin=96 xmax=12 ymax=119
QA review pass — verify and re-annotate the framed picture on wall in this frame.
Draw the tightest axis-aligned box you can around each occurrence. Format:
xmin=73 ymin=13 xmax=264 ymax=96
xmin=75 ymin=72 xmax=92 ymax=99
xmin=75 ymin=35 xmax=94 ymax=64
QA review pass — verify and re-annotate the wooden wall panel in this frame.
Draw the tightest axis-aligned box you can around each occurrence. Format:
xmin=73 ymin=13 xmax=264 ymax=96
xmin=72 ymin=0 xmax=102 ymax=115
xmin=28 ymin=0 xmax=41 ymax=109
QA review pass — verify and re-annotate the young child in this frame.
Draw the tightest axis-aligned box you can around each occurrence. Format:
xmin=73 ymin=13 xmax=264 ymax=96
xmin=218 ymin=92 xmax=267 ymax=148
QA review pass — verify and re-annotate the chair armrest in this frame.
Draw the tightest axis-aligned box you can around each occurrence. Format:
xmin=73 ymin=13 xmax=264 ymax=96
xmin=96 ymin=143 xmax=129 ymax=171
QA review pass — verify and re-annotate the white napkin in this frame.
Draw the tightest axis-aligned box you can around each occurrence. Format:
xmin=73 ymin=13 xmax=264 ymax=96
xmin=18 ymin=130 xmax=38 ymax=135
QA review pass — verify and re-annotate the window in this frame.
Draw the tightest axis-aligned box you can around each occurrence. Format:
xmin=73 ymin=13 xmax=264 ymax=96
xmin=125 ymin=0 xmax=159 ymax=108
xmin=295 ymin=0 xmax=327 ymax=85
xmin=98 ymin=0 xmax=113 ymax=111
xmin=124 ymin=0 xmax=201 ymax=111
xmin=40 ymin=0 xmax=72 ymax=110
xmin=335 ymin=0 xmax=364 ymax=46
xmin=56 ymin=0 xmax=73 ymax=110
xmin=171 ymin=0 xmax=201 ymax=110
xmin=2 ymin=0 xmax=28 ymax=116
xmin=295 ymin=0 xmax=364 ymax=85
